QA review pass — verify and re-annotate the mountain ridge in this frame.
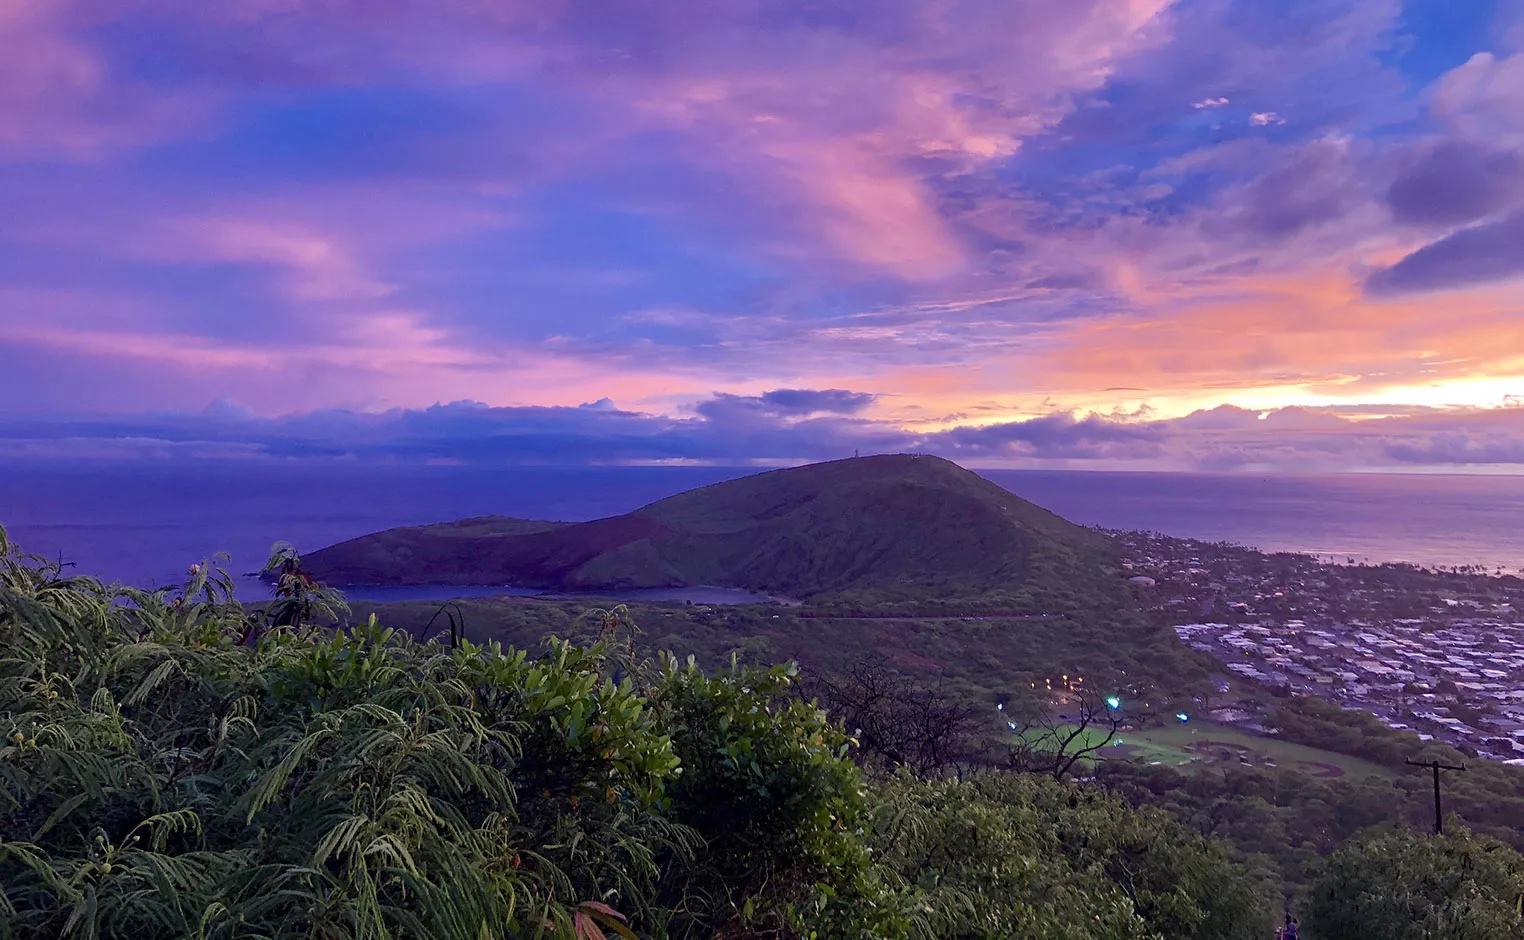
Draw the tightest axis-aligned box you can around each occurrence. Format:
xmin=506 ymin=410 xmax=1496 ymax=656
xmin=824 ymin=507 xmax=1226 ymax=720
xmin=302 ymin=454 xmax=1119 ymax=605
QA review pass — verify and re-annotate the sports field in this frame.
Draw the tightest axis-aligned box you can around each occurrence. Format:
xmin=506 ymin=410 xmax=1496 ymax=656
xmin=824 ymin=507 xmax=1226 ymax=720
xmin=1022 ymin=720 xmax=1393 ymax=779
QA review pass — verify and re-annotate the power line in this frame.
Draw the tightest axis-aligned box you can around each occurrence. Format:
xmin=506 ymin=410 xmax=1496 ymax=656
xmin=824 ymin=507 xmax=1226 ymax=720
xmin=1406 ymin=758 xmax=1465 ymax=834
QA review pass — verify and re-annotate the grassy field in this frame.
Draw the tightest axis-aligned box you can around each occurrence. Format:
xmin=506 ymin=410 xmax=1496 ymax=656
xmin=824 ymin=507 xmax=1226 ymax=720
xmin=1027 ymin=721 xmax=1395 ymax=780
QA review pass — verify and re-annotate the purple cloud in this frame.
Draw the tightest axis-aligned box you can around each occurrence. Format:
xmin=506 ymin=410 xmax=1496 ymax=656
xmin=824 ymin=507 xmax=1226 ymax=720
xmin=8 ymin=395 xmax=1524 ymax=471
xmin=1386 ymin=432 xmax=1524 ymax=464
xmin=1366 ymin=210 xmax=1524 ymax=295
xmin=1206 ymin=138 xmax=1368 ymax=241
xmin=925 ymin=413 xmax=1169 ymax=459
xmin=756 ymin=389 xmax=878 ymax=415
xmin=0 ymin=0 xmax=1519 ymax=440
xmin=1387 ymin=140 xmax=1524 ymax=226
xmin=695 ymin=389 xmax=878 ymax=422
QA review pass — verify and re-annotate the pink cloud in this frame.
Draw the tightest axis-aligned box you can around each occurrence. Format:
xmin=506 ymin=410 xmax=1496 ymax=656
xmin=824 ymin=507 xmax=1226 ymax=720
xmin=109 ymin=0 xmax=1180 ymax=279
xmin=0 ymin=281 xmax=717 ymax=415
xmin=596 ymin=0 xmax=1178 ymax=278
xmin=2 ymin=0 xmax=1180 ymax=280
xmin=177 ymin=220 xmax=397 ymax=302
xmin=1430 ymin=51 xmax=1524 ymax=145
xmin=4 ymin=323 xmax=282 ymax=370
xmin=0 ymin=0 xmax=216 ymax=158
xmin=5 ymin=0 xmax=1522 ymax=442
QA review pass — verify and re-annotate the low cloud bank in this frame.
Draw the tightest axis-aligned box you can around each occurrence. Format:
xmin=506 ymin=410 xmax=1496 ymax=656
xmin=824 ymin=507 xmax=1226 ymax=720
xmin=6 ymin=391 xmax=1524 ymax=472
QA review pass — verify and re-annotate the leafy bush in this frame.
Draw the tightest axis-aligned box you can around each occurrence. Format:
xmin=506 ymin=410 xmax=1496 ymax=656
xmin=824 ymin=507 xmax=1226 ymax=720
xmin=0 ymin=561 xmax=691 ymax=936
xmin=1304 ymin=826 xmax=1524 ymax=940
xmin=0 ymin=526 xmax=1268 ymax=939
xmin=872 ymin=772 xmax=1269 ymax=940
xmin=652 ymin=655 xmax=906 ymax=938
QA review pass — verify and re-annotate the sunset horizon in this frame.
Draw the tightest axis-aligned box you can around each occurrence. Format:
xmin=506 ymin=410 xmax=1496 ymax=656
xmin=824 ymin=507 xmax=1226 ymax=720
xmin=3 ymin=0 xmax=1524 ymax=471
xmin=14 ymin=7 xmax=1524 ymax=930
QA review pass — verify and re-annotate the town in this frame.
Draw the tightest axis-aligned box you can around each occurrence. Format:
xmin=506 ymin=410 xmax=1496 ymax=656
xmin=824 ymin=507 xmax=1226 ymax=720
xmin=1117 ymin=530 xmax=1524 ymax=763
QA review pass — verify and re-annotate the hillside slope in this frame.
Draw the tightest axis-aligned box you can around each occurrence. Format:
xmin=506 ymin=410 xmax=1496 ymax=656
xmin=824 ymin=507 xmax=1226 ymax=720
xmin=302 ymin=455 xmax=1118 ymax=604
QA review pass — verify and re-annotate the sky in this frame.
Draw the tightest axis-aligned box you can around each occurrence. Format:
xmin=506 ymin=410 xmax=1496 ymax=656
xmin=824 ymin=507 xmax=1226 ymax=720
xmin=3 ymin=0 xmax=1524 ymax=471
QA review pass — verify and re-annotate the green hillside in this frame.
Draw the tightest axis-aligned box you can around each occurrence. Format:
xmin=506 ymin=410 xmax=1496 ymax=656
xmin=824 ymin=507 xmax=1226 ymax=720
xmin=303 ymin=454 xmax=1119 ymax=606
xmin=0 ymin=532 xmax=1274 ymax=939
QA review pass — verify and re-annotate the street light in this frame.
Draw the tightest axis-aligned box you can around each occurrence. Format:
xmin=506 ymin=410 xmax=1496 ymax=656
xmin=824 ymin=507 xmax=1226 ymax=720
xmin=1106 ymin=696 xmax=1121 ymax=710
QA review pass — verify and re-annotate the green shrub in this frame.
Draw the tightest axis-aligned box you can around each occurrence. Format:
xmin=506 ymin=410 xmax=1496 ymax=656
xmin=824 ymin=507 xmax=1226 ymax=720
xmin=1304 ymin=826 xmax=1524 ymax=940
xmin=0 ymin=526 xmax=1269 ymax=939
xmin=871 ymin=772 xmax=1269 ymax=940
xmin=654 ymin=655 xmax=902 ymax=938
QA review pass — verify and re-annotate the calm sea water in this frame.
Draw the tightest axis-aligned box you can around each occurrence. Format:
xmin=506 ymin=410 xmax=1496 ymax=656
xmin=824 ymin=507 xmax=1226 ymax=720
xmin=3 ymin=463 xmax=1523 ymax=600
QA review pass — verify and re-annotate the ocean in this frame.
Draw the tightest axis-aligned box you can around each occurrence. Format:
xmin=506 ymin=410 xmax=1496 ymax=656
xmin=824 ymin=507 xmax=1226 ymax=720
xmin=3 ymin=462 xmax=1523 ymax=600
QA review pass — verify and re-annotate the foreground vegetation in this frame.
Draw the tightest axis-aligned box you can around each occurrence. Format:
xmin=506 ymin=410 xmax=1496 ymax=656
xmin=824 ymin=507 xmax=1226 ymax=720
xmin=6 ymin=526 xmax=1524 ymax=939
xmin=1 ymin=527 xmax=1270 ymax=939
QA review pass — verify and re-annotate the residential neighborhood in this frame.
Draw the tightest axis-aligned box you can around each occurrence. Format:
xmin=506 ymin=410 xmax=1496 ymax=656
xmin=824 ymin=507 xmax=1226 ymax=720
xmin=1116 ymin=530 xmax=1524 ymax=762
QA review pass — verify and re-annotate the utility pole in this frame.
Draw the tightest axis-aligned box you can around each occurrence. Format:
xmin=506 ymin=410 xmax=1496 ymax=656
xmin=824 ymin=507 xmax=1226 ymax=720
xmin=1406 ymin=758 xmax=1465 ymax=834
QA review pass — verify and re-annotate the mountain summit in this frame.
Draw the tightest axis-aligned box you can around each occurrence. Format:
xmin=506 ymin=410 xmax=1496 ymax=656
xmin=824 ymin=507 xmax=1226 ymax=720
xmin=302 ymin=455 xmax=1116 ymax=604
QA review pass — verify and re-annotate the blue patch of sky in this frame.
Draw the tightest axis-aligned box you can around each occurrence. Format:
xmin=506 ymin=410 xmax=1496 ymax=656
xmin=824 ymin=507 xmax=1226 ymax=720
xmin=752 ymin=2 xmax=903 ymax=36
xmin=769 ymin=279 xmax=913 ymax=323
xmin=84 ymin=18 xmax=211 ymax=86
xmin=398 ymin=191 xmax=782 ymax=343
xmin=134 ymin=84 xmax=562 ymax=185
xmin=1000 ymin=109 xmax=1249 ymax=227
xmin=1385 ymin=0 xmax=1501 ymax=88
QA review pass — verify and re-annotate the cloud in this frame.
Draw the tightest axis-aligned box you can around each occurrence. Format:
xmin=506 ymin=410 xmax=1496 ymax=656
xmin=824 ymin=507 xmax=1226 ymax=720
xmin=0 ymin=390 xmax=908 ymax=465
xmin=9 ymin=392 xmax=1524 ymax=472
xmin=1207 ymin=137 xmax=1366 ymax=239
xmin=1429 ymin=52 xmax=1524 ymax=144
xmin=1170 ymin=405 xmax=1265 ymax=430
xmin=694 ymin=389 xmax=878 ymax=422
xmin=1365 ymin=210 xmax=1524 ymax=295
xmin=1025 ymin=273 xmax=1096 ymax=290
xmin=926 ymin=413 xmax=1169 ymax=459
xmin=756 ymin=388 xmax=878 ymax=415
xmin=1386 ymin=432 xmax=1524 ymax=464
xmin=0 ymin=1 xmax=217 ymax=159
xmin=1386 ymin=139 xmax=1524 ymax=226
xmin=1349 ymin=45 xmax=1524 ymax=297
xmin=0 ymin=0 xmax=1521 ymax=436
xmin=0 ymin=395 xmax=1167 ymax=465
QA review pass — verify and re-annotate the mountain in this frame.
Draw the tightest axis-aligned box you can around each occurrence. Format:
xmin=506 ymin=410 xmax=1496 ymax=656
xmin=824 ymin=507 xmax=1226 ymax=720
xmin=301 ymin=454 xmax=1119 ymax=604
